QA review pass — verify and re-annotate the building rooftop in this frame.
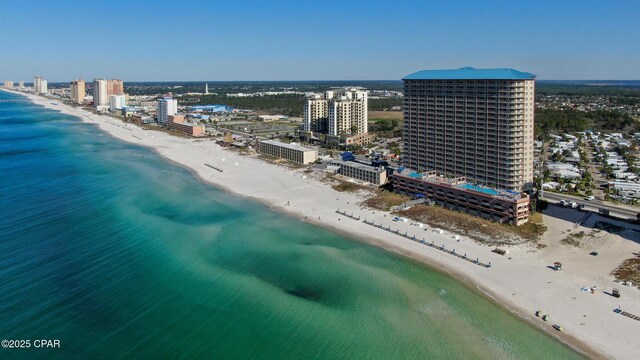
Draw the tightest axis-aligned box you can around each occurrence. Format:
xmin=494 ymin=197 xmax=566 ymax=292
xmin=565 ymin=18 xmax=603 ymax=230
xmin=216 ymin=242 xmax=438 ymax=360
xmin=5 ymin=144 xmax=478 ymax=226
xmin=395 ymin=168 xmax=525 ymax=201
xmin=260 ymin=139 xmax=316 ymax=152
xmin=403 ymin=67 xmax=535 ymax=81
xmin=330 ymin=159 xmax=385 ymax=173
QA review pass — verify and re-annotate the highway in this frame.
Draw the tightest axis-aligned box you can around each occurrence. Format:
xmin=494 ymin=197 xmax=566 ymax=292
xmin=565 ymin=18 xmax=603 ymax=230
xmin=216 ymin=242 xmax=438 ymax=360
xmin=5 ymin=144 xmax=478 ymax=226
xmin=540 ymin=191 xmax=640 ymax=221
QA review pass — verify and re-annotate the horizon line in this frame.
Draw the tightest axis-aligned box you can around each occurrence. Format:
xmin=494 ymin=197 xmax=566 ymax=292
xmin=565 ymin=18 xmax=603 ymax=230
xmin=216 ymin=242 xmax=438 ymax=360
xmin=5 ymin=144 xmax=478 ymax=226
xmin=9 ymin=78 xmax=640 ymax=84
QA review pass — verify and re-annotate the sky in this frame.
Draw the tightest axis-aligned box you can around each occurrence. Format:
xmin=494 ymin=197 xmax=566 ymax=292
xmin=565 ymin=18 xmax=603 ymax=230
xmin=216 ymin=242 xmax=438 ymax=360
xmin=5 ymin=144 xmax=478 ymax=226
xmin=0 ymin=0 xmax=639 ymax=81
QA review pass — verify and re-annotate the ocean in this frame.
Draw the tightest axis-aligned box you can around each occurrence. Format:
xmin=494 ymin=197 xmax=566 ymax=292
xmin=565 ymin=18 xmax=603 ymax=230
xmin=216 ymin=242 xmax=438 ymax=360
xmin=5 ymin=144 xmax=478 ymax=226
xmin=0 ymin=91 xmax=583 ymax=359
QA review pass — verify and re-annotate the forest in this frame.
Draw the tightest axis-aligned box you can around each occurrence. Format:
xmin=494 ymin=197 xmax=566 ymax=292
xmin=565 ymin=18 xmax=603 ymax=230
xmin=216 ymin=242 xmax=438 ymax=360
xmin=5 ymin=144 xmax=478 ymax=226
xmin=535 ymin=108 xmax=638 ymax=138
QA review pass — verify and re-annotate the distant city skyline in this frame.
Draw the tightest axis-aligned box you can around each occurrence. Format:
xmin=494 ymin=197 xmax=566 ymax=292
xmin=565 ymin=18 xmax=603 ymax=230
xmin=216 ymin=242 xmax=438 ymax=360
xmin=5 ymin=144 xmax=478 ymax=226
xmin=1 ymin=0 xmax=639 ymax=81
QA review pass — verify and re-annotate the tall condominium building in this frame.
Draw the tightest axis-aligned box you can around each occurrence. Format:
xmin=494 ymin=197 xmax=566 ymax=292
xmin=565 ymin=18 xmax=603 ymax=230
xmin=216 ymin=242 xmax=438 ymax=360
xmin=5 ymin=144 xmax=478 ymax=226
xmin=33 ymin=76 xmax=48 ymax=94
xmin=4 ymin=80 xmax=14 ymax=89
xmin=303 ymin=92 xmax=330 ymax=132
xmin=109 ymin=95 xmax=127 ymax=111
xmin=18 ymin=80 xmax=24 ymax=89
xmin=303 ymin=88 xmax=368 ymax=136
xmin=402 ymin=67 xmax=535 ymax=192
xmin=107 ymin=79 xmax=124 ymax=96
xmin=157 ymin=96 xmax=177 ymax=124
xmin=70 ymin=79 xmax=86 ymax=104
xmin=93 ymin=79 xmax=108 ymax=108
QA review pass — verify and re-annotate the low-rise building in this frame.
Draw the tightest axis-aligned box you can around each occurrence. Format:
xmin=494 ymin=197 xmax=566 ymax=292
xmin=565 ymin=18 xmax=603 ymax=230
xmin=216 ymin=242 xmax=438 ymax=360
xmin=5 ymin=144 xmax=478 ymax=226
xmin=131 ymin=114 xmax=153 ymax=125
xmin=329 ymin=132 xmax=376 ymax=146
xmin=393 ymin=169 xmax=530 ymax=226
xmin=301 ymin=131 xmax=376 ymax=148
xmin=328 ymin=159 xmax=388 ymax=185
xmin=189 ymin=104 xmax=234 ymax=113
xmin=168 ymin=115 xmax=205 ymax=136
xmin=258 ymin=140 xmax=317 ymax=164
xmin=258 ymin=115 xmax=288 ymax=122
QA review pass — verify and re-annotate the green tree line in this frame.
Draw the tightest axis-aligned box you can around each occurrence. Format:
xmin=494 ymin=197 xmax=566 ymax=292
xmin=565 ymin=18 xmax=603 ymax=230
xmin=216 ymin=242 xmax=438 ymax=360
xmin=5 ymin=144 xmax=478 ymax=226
xmin=535 ymin=108 xmax=638 ymax=138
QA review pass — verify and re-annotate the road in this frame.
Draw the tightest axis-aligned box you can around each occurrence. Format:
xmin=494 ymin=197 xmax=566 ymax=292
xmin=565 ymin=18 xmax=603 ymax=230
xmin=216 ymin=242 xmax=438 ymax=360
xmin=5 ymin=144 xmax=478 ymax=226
xmin=540 ymin=191 xmax=639 ymax=220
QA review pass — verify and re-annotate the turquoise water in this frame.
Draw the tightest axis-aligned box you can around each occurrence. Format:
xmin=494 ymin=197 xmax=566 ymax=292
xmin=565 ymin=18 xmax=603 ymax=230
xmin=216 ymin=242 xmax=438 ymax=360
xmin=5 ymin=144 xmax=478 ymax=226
xmin=459 ymin=183 xmax=499 ymax=195
xmin=0 ymin=91 xmax=583 ymax=359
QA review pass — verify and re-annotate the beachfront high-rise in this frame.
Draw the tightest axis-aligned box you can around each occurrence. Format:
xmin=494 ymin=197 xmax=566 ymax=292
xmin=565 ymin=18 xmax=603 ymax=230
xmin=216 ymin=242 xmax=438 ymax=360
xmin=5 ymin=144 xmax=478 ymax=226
xmin=3 ymin=80 xmax=14 ymax=89
xmin=109 ymin=95 xmax=127 ymax=111
xmin=303 ymin=88 xmax=368 ymax=136
xmin=93 ymin=79 xmax=108 ymax=109
xmin=33 ymin=76 xmax=48 ymax=94
xmin=107 ymin=79 xmax=124 ymax=96
xmin=157 ymin=96 xmax=177 ymax=124
xmin=70 ymin=80 xmax=85 ymax=104
xmin=401 ymin=67 xmax=536 ymax=192
xmin=303 ymin=93 xmax=330 ymax=132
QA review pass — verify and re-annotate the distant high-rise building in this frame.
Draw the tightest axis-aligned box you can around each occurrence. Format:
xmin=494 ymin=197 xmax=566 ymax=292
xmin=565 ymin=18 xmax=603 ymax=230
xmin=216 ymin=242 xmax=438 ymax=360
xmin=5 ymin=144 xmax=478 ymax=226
xmin=303 ymin=88 xmax=368 ymax=136
xmin=70 ymin=80 xmax=86 ymax=104
xmin=93 ymin=79 xmax=108 ymax=108
xmin=34 ymin=76 xmax=41 ymax=92
xmin=401 ymin=67 xmax=536 ymax=192
xmin=18 ymin=80 xmax=24 ymax=89
xmin=109 ymin=95 xmax=127 ymax=111
xmin=107 ymin=79 xmax=124 ymax=96
xmin=3 ymin=80 xmax=14 ymax=89
xmin=33 ymin=76 xmax=48 ymax=94
xmin=205 ymin=83 xmax=209 ymax=95
xmin=157 ymin=96 xmax=177 ymax=124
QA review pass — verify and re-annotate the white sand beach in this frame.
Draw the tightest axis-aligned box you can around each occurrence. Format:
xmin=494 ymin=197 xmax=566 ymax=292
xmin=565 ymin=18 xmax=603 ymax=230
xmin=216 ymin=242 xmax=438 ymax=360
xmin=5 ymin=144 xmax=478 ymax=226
xmin=11 ymin=91 xmax=640 ymax=360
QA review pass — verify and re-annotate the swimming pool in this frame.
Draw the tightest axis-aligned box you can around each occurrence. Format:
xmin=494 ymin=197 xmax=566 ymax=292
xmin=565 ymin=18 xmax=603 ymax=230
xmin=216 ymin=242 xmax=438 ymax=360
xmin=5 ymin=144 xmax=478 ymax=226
xmin=458 ymin=183 xmax=499 ymax=195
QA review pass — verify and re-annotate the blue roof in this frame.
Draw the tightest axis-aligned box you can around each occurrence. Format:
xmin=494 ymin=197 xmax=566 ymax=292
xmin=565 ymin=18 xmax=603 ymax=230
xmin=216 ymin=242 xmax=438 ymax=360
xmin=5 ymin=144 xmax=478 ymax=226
xmin=403 ymin=67 xmax=535 ymax=81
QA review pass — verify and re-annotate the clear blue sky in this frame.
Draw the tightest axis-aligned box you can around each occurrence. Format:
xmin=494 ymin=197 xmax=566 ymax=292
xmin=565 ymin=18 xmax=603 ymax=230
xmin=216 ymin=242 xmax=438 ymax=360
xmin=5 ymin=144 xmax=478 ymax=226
xmin=1 ymin=0 xmax=638 ymax=81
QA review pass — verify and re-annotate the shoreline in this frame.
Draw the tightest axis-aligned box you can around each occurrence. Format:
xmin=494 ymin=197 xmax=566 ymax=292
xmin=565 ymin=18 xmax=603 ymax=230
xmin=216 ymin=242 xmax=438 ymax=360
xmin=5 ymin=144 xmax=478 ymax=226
xmin=7 ymin=90 xmax=640 ymax=360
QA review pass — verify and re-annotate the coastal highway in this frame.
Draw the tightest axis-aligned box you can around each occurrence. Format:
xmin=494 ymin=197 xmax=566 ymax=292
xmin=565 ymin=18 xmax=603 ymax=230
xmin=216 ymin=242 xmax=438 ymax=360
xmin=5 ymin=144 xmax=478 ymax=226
xmin=540 ymin=191 xmax=640 ymax=220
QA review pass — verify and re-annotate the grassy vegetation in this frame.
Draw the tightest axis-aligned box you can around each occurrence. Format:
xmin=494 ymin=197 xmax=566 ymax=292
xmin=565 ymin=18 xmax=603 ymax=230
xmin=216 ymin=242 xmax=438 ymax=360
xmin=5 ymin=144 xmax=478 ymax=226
xmin=397 ymin=205 xmax=546 ymax=245
xmin=368 ymin=111 xmax=403 ymax=120
xmin=332 ymin=182 xmax=366 ymax=192
xmin=364 ymin=190 xmax=408 ymax=210
xmin=560 ymin=231 xmax=588 ymax=247
xmin=612 ymin=257 xmax=640 ymax=287
xmin=530 ymin=212 xmax=544 ymax=224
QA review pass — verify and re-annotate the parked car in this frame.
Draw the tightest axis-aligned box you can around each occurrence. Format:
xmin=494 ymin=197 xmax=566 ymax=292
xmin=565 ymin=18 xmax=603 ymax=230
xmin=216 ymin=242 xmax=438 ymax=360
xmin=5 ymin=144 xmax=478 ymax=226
xmin=585 ymin=195 xmax=595 ymax=201
xmin=559 ymin=200 xmax=568 ymax=206
xmin=569 ymin=201 xmax=578 ymax=208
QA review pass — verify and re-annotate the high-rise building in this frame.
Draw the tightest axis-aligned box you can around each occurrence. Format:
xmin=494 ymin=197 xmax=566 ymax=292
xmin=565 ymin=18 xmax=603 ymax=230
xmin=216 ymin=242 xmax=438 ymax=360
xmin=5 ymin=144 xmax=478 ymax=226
xmin=70 ymin=80 xmax=86 ymax=104
xmin=107 ymin=79 xmax=124 ymax=96
xmin=93 ymin=79 xmax=108 ymax=108
xmin=33 ymin=77 xmax=41 ymax=92
xmin=401 ymin=67 xmax=536 ymax=192
xmin=33 ymin=76 xmax=48 ymax=94
xmin=303 ymin=93 xmax=330 ymax=132
xmin=157 ymin=96 xmax=177 ymax=124
xmin=109 ymin=95 xmax=127 ymax=111
xmin=18 ymin=81 xmax=24 ymax=89
xmin=3 ymin=80 xmax=14 ymax=89
xmin=328 ymin=89 xmax=368 ymax=136
xmin=303 ymin=88 xmax=368 ymax=136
